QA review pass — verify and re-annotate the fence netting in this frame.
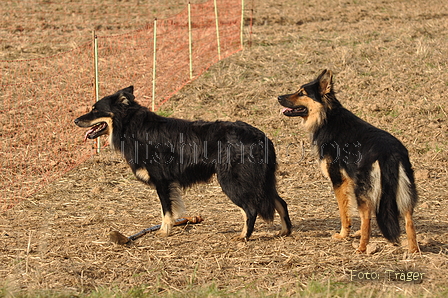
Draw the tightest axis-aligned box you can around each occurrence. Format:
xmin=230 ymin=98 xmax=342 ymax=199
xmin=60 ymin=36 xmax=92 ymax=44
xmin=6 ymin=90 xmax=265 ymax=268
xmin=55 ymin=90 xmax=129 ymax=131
xmin=97 ymin=0 xmax=242 ymax=109
xmin=1 ymin=0 xmax=242 ymax=211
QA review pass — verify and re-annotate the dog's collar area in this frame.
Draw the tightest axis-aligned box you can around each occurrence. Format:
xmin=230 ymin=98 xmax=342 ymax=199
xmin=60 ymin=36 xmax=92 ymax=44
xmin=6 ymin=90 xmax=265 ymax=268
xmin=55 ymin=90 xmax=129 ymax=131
xmin=282 ymin=106 xmax=308 ymax=117
xmin=84 ymin=122 xmax=108 ymax=141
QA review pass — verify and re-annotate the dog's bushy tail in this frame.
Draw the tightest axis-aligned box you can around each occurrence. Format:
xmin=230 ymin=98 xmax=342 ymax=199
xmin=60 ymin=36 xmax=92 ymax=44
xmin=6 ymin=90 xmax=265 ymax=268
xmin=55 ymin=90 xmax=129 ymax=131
xmin=376 ymin=157 xmax=417 ymax=243
xmin=255 ymin=141 xmax=280 ymax=222
xmin=258 ymin=162 xmax=278 ymax=222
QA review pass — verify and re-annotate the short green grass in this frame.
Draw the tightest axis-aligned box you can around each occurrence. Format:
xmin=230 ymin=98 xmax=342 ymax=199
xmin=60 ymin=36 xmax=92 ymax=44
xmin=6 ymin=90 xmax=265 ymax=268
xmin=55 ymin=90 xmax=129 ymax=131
xmin=2 ymin=281 xmax=447 ymax=298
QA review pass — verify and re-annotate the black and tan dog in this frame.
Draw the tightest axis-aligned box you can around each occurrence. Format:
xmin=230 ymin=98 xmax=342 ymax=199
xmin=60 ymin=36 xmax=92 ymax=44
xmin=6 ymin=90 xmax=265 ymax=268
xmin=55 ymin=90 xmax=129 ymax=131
xmin=74 ymin=86 xmax=292 ymax=240
xmin=278 ymin=70 xmax=419 ymax=253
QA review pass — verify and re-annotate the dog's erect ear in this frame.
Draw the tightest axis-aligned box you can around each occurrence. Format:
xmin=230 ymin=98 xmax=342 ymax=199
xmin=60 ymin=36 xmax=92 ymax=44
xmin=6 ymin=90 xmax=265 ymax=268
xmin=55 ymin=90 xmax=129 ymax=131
xmin=317 ymin=69 xmax=333 ymax=96
xmin=117 ymin=86 xmax=135 ymax=105
xmin=121 ymin=86 xmax=134 ymax=94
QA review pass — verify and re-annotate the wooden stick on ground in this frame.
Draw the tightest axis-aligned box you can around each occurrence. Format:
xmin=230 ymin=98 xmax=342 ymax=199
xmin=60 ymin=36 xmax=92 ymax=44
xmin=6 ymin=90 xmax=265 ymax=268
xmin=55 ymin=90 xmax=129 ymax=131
xmin=109 ymin=216 xmax=204 ymax=245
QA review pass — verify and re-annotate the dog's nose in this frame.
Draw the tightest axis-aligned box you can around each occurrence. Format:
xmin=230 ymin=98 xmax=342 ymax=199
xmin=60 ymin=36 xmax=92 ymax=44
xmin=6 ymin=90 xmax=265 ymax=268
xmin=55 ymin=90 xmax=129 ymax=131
xmin=277 ymin=95 xmax=284 ymax=102
xmin=74 ymin=118 xmax=79 ymax=125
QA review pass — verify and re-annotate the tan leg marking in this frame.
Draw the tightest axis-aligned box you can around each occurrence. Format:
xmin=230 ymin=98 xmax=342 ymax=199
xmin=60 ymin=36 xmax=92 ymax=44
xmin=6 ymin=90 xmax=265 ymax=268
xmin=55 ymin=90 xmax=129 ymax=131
xmin=169 ymin=183 xmax=185 ymax=219
xmin=158 ymin=210 xmax=174 ymax=237
xmin=332 ymin=173 xmax=355 ymax=240
xmin=319 ymin=158 xmax=330 ymax=179
xmin=239 ymin=208 xmax=248 ymax=240
xmin=157 ymin=183 xmax=185 ymax=237
xmin=274 ymin=199 xmax=291 ymax=236
xmin=404 ymin=209 xmax=419 ymax=253
xmin=357 ymin=202 xmax=372 ymax=253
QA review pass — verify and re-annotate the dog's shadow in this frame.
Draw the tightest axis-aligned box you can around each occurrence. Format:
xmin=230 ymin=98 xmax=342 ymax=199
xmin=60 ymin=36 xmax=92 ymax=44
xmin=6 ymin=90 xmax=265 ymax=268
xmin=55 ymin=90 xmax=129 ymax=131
xmin=177 ymin=217 xmax=447 ymax=252
xmin=293 ymin=217 xmax=448 ymax=253
xmin=414 ymin=220 xmax=448 ymax=253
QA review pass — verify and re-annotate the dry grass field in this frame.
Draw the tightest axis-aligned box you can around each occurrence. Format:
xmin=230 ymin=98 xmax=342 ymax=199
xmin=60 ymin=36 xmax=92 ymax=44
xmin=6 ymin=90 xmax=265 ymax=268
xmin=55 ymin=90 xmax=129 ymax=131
xmin=1 ymin=0 xmax=447 ymax=296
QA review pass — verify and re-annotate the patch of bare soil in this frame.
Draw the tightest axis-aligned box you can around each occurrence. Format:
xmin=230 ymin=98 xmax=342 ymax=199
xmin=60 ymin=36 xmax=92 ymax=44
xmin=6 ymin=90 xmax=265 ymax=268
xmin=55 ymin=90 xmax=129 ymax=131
xmin=1 ymin=0 xmax=447 ymax=295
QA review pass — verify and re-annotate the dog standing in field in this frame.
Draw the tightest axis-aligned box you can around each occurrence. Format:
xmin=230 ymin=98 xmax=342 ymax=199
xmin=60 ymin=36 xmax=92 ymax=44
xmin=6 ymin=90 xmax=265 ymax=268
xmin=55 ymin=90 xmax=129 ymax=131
xmin=278 ymin=70 xmax=419 ymax=253
xmin=74 ymin=86 xmax=292 ymax=240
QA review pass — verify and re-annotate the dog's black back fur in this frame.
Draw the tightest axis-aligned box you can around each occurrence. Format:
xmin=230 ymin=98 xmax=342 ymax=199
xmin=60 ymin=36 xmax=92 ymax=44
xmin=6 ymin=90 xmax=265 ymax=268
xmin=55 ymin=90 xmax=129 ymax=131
xmin=75 ymin=87 xmax=292 ymax=239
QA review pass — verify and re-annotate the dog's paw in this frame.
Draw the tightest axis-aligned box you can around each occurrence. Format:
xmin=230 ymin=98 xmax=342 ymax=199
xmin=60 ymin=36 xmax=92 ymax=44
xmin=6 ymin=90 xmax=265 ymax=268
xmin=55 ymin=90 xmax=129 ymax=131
xmin=356 ymin=248 xmax=367 ymax=254
xmin=277 ymin=230 xmax=292 ymax=237
xmin=408 ymin=246 xmax=420 ymax=253
xmin=155 ymin=230 xmax=170 ymax=237
xmin=231 ymin=234 xmax=248 ymax=242
xmin=353 ymin=230 xmax=361 ymax=237
xmin=352 ymin=240 xmax=368 ymax=253
xmin=156 ymin=223 xmax=172 ymax=237
xmin=356 ymin=243 xmax=367 ymax=253
xmin=332 ymin=233 xmax=347 ymax=240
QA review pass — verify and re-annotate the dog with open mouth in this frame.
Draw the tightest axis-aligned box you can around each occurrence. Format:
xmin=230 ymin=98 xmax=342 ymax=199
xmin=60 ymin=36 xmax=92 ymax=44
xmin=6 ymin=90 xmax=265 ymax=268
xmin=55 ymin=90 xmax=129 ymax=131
xmin=278 ymin=70 xmax=419 ymax=253
xmin=75 ymin=86 xmax=292 ymax=240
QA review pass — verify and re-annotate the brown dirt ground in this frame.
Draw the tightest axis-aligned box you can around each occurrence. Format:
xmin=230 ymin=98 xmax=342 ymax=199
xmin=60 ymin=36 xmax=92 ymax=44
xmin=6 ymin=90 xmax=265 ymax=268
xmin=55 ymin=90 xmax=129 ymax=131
xmin=1 ymin=0 xmax=447 ymax=296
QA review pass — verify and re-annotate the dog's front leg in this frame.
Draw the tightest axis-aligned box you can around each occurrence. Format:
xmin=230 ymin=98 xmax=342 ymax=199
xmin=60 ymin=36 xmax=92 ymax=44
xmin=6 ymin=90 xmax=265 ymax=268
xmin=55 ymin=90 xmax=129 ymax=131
xmin=333 ymin=189 xmax=351 ymax=239
xmin=158 ymin=210 xmax=174 ymax=237
xmin=331 ymin=174 xmax=355 ymax=240
xmin=155 ymin=182 xmax=175 ymax=237
xmin=155 ymin=181 xmax=185 ymax=237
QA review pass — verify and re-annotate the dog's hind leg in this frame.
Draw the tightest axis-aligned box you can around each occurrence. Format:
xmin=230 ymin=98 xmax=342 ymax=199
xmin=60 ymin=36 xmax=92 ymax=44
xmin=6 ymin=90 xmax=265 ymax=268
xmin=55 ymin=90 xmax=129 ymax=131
xmin=155 ymin=182 xmax=185 ymax=237
xmin=238 ymin=207 xmax=257 ymax=240
xmin=356 ymin=200 xmax=372 ymax=253
xmin=274 ymin=196 xmax=292 ymax=236
xmin=216 ymin=170 xmax=255 ymax=240
xmin=404 ymin=209 xmax=419 ymax=253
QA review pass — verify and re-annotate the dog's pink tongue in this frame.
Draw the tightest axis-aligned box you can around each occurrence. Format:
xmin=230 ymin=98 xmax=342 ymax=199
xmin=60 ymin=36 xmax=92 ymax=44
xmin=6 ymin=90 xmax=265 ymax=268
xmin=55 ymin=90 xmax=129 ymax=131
xmin=84 ymin=128 xmax=95 ymax=142
xmin=281 ymin=107 xmax=292 ymax=114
